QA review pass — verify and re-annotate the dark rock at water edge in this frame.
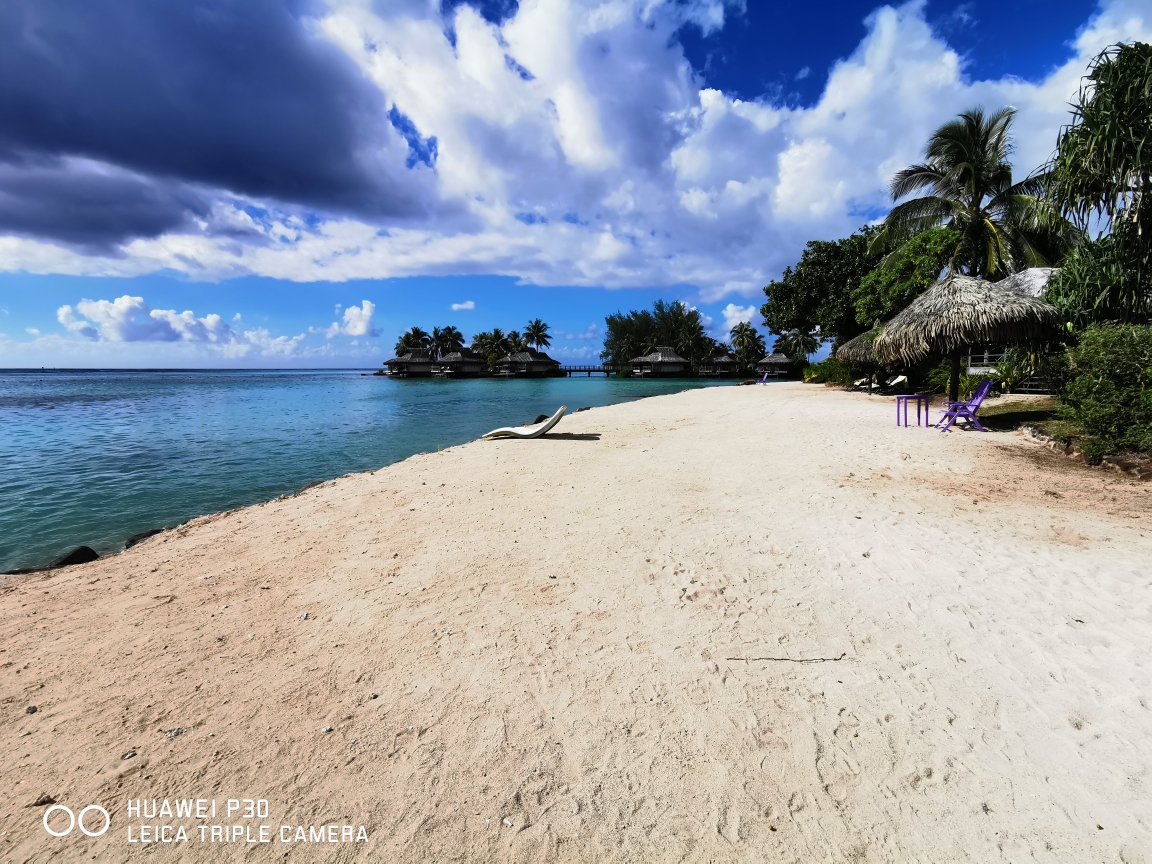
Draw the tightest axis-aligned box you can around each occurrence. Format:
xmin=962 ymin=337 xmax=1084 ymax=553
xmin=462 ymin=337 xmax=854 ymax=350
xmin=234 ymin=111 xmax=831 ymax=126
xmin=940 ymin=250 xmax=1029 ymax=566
xmin=50 ymin=546 xmax=99 ymax=567
xmin=532 ymin=414 xmax=549 ymax=424
xmin=125 ymin=528 xmax=165 ymax=549
xmin=3 ymin=545 xmax=100 ymax=575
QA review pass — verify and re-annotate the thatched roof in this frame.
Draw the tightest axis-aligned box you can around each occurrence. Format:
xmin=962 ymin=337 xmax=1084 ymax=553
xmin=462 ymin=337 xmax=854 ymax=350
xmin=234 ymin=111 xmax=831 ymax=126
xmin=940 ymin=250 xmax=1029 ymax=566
xmin=995 ymin=268 xmax=1058 ymax=298
xmin=873 ymin=273 xmax=1059 ymax=365
xmin=439 ymin=349 xmax=483 ymax=363
xmin=757 ymin=352 xmax=792 ymax=369
xmin=499 ymin=349 xmax=559 ymax=365
xmin=632 ymin=346 xmax=688 ymax=364
xmin=386 ymin=348 xmax=433 ymax=363
xmin=834 ymin=326 xmax=883 ymax=367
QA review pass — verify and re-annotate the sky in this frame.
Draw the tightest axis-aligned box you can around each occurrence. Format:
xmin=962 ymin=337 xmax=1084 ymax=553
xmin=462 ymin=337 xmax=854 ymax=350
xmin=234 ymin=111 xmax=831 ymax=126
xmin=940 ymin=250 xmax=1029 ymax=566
xmin=0 ymin=0 xmax=1149 ymax=368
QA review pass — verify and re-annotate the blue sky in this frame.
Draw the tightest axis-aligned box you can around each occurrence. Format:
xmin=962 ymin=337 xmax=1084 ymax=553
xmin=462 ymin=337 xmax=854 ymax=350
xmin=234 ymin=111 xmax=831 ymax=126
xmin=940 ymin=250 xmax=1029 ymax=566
xmin=0 ymin=0 xmax=1147 ymax=368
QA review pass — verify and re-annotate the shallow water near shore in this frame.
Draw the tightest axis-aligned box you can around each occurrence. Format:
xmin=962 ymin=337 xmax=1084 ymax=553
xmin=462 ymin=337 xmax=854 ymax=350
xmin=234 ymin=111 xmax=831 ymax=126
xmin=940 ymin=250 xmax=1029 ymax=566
xmin=0 ymin=369 xmax=738 ymax=572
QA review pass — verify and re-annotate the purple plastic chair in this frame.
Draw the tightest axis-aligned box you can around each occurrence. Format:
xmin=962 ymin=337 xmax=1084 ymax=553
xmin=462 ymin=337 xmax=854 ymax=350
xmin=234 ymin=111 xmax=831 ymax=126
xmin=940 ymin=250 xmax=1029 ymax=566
xmin=935 ymin=378 xmax=993 ymax=433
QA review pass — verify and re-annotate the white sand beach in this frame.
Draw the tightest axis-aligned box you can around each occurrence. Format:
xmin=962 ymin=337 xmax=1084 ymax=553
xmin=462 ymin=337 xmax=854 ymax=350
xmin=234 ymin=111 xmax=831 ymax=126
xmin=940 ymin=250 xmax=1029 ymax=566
xmin=4 ymin=382 xmax=1151 ymax=862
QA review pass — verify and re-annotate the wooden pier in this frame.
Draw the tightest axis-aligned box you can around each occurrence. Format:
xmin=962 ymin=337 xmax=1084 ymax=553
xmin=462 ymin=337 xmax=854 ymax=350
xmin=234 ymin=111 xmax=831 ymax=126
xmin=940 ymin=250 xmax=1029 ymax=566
xmin=560 ymin=365 xmax=620 ymax=377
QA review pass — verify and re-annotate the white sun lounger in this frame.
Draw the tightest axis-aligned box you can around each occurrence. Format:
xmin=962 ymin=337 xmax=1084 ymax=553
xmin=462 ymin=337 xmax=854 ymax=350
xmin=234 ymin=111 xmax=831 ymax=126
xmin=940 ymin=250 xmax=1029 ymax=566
xmin=482 ymin=405 xmax=567 ymax=440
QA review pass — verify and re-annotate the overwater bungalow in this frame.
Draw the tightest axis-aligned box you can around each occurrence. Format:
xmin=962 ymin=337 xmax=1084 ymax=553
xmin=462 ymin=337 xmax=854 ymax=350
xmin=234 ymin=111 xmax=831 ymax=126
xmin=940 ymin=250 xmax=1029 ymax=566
xmin=495 ymin=349 xmax=561 ymax=377
xmin=384 ymin=348 xmax=434 ymax=377
xmin=434 ymin=348 xmax=486 ymax=378
xmin=756 ymin=352 xmax=793 ymax=378
xmin=630 ymin=346 xmax=690 ymax=377
xmin=698 ymin=347 xmax=739 ymax=377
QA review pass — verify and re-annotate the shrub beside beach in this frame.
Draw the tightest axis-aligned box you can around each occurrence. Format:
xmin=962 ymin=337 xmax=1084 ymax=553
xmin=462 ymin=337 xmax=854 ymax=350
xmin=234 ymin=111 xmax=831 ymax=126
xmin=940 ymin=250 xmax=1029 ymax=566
xmin=1058 ymin=324 xmax=1152 ymax=459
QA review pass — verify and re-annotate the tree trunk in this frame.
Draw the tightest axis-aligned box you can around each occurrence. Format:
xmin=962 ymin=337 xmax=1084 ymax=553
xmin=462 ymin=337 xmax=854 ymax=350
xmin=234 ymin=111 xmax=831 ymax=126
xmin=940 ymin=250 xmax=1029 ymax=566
xmin=949 ymin=350 xmax=962 ymax=403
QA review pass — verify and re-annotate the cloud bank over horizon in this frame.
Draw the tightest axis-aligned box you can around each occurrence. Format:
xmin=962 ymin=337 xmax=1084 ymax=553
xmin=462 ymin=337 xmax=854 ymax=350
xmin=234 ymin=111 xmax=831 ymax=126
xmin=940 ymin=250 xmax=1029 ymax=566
xmin=0 ymin=0 xmax=1149 ymax=305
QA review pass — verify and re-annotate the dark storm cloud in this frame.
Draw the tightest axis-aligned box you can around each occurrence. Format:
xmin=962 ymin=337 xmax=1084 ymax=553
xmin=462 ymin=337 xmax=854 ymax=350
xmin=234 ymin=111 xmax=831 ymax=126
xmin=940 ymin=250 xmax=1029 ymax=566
xmin=0 ymin=158 xmax=211 ymax=248
xmin=0 ymin=0 xmax=438 ymax=247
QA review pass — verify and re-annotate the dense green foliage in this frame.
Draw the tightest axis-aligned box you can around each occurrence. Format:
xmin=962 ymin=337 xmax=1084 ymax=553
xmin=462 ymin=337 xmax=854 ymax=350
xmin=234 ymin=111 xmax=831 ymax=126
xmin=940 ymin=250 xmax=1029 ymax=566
xmin=760 ymin=228 xmax=880 ymax=348
xmin=1059 ymin=324 xmax=1152 ymax=458
xmin=1046 ymin=43 xmax=1152 ymax=325
xmin=852 ymin=227 xmax=958 ymax=325
xmin=773 ymin=329 xmax=820 ymax=366
xmin=1046 ymin=231 xmax=1150 ymax=326
xmin=802 ymin=356 xmax=854 ymax=384
xmin=431 ymin=326 xmax=465 ymax=358
xmin=395 ymin=326 xmax=431 ymax=355
xmin=870 ymin=108 xmax=1074 ymax=278
xmin=471 ymin=328 xmax=519 ymax=365
xmin=601 ymin=300 xmax=715 ymax=368
xmin=729 ymin=321 xmax=766 ymax=373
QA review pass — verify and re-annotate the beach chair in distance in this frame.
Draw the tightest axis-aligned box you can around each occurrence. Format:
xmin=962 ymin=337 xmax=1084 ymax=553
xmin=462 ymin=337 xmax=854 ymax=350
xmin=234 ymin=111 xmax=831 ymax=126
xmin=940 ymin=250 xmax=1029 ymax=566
xmin=757 ymin=373 xmax=769 ymax=384
xmin=935 ymin=379 xmax=993 ymax=433
xmin=881 ymin=374 xmax=909 ymax=394
xmin=482 ymin=406 xmax=567 ymax=440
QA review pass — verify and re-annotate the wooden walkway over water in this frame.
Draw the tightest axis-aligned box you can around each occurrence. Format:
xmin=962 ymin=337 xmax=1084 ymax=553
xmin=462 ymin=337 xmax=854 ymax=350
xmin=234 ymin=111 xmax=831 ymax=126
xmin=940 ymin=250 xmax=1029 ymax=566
xmin=559 ymin=365 xmax=622 ymax=377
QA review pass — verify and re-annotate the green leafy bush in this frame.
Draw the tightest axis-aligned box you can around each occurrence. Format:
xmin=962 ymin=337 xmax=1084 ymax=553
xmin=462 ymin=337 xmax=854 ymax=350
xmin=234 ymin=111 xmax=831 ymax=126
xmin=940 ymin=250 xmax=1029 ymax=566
xmin=1059 ymin=324 xmax=1152 ymax=458
xmin=803 ymin=356 xmax=854 ymax=385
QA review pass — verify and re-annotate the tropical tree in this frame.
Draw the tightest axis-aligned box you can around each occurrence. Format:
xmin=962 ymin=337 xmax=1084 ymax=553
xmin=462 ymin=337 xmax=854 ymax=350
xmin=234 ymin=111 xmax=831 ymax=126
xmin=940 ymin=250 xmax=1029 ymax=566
xmin=601 ymin=300 xmax=715 ymax=369
xmin=506 ymin=329 xmax=530 ymax=353
xmin=470 ymin=329 xmax=500 ymax=365
xmin=870 ymin=107 xmax=1074 ymax=279
xmin=394 ymin=326 xmax=431 ymax=355
xmin=729 ymin=321 xmax=766 ymax=373
xmin=523 ymin=318 xmax=552 ymax=350
xmin=852 ymin=226 xmax=959 ymax=326
xmin=431 ymin=326 xmax=465 ymax=359
xmin=761 ymin=228 xmax=880 ymax=348
xmin=773 ymin=329 xmax=820 ymax=365
xmin=1045 ymin=42 xmax=1152 ymax=324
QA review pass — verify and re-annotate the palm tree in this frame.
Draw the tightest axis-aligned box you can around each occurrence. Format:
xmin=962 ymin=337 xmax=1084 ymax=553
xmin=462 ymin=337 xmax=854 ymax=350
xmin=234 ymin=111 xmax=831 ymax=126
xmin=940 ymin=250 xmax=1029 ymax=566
xmin=506 ymin=329 xmax=529 ymax=353
xmin=471 ymin=328 xmax=512 ymax=366
xmin=523 ymin=319 xmax=552 ymax=350
xmin=870 ymin=107 xmax=1072 ymax=279
xmin=394 ymin=326 xmax=431 ymax=356
xmin=432 ymin=326 xmax=465 ymax=359
xmin=729 ymin=321 xmax=766 ymax=373
xmin=773 ymin=329 xmax=819 ymax=364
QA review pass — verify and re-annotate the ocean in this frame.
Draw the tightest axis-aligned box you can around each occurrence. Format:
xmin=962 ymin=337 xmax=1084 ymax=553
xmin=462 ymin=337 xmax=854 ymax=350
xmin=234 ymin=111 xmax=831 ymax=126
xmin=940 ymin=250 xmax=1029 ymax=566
xmin=0 ymin=369 xmax=738 ymax=572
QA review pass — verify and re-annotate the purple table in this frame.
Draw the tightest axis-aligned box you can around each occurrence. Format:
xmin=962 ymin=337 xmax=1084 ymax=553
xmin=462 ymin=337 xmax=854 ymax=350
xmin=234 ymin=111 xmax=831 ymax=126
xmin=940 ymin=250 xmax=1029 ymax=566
xmin=896 ymin=394 xmax=930 ymax=427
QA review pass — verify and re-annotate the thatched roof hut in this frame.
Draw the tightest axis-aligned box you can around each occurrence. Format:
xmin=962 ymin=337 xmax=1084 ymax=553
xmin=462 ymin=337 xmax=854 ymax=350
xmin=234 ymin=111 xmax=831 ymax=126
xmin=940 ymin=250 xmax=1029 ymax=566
xmin=699 ymin=347 xmax=739 ymax=376
xmin=834 ymin=325 xmax=883 ymax=367
xmin=384 ymin=348 xmax=434 ymax=377
xmin=495 ymin=349 xmax=561 ymax=377
xmin=756 ymin=352 xmax=793 ymax=377
xmin=631 ymin=346 xmax=690 ymax=377
xmin=873 ymin=273 xmax=1059 ymax=400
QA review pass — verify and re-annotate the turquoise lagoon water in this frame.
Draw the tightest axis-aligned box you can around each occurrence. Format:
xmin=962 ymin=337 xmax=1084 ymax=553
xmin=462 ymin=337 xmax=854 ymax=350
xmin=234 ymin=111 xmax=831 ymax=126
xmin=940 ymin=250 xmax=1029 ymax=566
xmin=0 ymin=370 xmax=735 ymax=572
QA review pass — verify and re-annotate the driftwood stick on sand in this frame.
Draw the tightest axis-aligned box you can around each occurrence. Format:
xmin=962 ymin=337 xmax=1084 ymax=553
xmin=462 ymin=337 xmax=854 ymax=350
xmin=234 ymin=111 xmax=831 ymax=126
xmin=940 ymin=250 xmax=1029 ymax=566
xmin=727 ymin=652 xmax=847 ymax=663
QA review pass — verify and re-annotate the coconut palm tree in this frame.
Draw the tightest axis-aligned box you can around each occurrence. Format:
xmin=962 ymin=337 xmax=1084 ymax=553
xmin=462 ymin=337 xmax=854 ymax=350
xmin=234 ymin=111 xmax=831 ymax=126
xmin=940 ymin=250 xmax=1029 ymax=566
xmin=506 ymin=330 xmax=530 ymax=353
xmin=870 ymin=107 xmax=1073 ymax=279
xmin=471 ymin=329 xmax=512 ymax=366
xmin=432 ymin=326 xmax=465 ymax=359
xmin=729 ymin=321 xmax=766 ymax=373
xmin=394 ymin=326 xmax=431 ymax=356
xmin=773 ymin=329 xmax=819 ymax=364
xmin=523 ymin=318 xmax=552 ymax=350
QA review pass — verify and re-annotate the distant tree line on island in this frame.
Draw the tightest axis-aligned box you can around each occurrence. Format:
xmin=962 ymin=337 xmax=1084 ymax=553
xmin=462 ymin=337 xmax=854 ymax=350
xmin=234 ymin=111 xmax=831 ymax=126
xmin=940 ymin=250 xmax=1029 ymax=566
xmin=599 ymin=299 xmax=767 ymax=374
xmin=393 ymin=319 xmax=553 ymax=366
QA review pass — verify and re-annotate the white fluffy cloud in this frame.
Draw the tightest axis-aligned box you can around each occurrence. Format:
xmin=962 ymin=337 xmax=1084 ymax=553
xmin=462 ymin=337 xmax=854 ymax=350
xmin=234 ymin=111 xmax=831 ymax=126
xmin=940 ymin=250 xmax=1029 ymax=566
xmin=720 ymin=303 xmax=758 ymax=333
xmin=2 ymin=0 xmax=1150 ymax=301
xmin=54 ymin=295 xmax=307 ymax=358
xmin=317 ymin=300 xmax=380 ymax=338
xmin=451 ymin=300 xmax=476 ymax=310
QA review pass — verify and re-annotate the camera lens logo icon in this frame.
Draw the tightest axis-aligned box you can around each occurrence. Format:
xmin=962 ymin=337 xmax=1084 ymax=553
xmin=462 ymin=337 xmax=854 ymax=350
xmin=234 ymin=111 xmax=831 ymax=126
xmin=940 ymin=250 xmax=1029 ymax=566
xmin=43 ymin=805 xmax=110 ymax=838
